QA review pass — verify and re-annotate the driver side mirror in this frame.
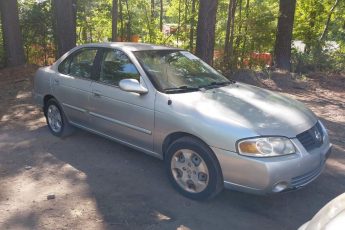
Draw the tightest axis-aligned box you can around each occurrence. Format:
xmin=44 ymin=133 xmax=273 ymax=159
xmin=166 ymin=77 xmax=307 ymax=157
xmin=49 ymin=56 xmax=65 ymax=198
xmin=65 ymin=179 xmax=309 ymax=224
xmin=119 ymin=79 xmax=148 ymax=94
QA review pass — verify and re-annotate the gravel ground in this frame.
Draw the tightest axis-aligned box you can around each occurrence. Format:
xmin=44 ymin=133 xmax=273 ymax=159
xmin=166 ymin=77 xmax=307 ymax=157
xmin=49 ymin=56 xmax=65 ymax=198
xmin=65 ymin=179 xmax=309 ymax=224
xmin=0 ymin=66 xmax=344 ymax=230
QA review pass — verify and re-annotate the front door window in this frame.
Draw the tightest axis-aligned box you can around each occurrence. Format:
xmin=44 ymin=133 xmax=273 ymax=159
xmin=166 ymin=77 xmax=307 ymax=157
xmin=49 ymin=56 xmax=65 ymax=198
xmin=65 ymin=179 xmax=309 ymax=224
xmin=99 ymin=49 xmax=140 ymax=85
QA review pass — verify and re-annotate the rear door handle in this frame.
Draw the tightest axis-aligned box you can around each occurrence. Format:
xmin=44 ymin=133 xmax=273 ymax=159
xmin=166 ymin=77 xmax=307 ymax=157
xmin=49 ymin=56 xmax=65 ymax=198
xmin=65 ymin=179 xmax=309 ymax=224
xmin=54 ymin=79 xmax=59 ymax=85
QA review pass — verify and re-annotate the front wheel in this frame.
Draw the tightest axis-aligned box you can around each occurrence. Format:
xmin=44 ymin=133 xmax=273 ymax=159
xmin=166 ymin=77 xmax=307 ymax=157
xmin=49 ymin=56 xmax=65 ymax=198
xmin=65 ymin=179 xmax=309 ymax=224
xmin=165 ymin=137 xmax=223 ymax=200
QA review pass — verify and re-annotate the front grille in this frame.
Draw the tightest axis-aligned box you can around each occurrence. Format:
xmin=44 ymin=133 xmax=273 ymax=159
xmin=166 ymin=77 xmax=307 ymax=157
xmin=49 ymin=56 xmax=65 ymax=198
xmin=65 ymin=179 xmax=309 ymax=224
xmin=296 ymin=122 xmax=323 ymax=151
xmin=291 ymin=164 xmax=323 ymax=188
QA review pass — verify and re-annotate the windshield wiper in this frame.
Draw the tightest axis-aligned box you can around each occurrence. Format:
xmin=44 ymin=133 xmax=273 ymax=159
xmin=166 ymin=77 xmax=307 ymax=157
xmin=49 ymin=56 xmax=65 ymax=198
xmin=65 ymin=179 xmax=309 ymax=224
xmin=164 ymin=85 xmax=200 ymax=94
xmin=200 ymin=80 xmax=235 ymax=89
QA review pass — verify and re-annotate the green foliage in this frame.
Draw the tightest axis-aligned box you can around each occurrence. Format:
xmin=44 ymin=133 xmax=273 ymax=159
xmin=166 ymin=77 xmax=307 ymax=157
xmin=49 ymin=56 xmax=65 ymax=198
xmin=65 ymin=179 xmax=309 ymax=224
xmin=292 ymin=47 xmax=345 ymax=73
xmin=77 ymin=0 xmax=112 ymax=43
xmin=215 ymin=0 xmax=278 ymax=70
xmin=294 ymin=0 xmax=326 ymax=51
xmin=19 ymin=0 xmax=55 ymax=65
xmin=0 ymin=0 xmax=343 ymax=72
xmin=165 ymin=0 xmax=198 ymax=49
xmin=292 ymin=0 xmax=345 ymax=72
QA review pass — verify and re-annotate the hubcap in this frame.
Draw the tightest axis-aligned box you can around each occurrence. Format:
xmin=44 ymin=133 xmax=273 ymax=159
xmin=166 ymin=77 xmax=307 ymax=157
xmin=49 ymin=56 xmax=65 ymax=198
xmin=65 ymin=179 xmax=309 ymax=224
xmin=47 ymin=104 xmax=62 ymax=133
xmin=171 ymin=149 xmax=209 ymax=193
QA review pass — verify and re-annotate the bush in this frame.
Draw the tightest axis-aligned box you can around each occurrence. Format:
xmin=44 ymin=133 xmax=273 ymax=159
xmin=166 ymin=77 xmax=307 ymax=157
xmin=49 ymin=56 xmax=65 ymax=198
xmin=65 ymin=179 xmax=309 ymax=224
xmin=291 ymin=47 xmax=345 ymax=74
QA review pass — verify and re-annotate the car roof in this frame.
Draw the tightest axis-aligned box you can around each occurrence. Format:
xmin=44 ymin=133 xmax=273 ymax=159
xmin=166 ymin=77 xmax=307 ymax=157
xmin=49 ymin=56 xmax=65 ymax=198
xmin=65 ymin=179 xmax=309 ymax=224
xmin=78 ymin=42 xmax=181 ymax=52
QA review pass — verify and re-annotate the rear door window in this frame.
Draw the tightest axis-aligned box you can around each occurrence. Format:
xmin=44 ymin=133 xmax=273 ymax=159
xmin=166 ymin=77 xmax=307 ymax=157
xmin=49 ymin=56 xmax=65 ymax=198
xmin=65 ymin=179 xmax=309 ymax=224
xmin=58 ymin=48 xmax=98 ymax=79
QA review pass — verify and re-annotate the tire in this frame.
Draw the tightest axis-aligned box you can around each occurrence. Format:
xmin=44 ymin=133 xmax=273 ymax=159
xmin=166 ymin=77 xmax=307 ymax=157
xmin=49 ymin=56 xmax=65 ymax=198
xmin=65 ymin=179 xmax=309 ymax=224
xmin=44 ymin=98 xmax=74 ymax=137
xmin=165 ymin=136 xmax=223 ymax=200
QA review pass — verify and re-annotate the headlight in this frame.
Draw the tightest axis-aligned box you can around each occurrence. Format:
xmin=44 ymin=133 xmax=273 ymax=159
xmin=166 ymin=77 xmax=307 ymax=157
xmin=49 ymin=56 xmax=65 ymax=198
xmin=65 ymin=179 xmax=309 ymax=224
xmin=237 ymin=137 xmax=296 ymax=157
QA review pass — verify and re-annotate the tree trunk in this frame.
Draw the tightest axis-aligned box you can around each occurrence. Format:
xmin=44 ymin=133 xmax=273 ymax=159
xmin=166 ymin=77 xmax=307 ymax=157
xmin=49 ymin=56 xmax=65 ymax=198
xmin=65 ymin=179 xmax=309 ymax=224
xmin=160 ymin=0 xmax=163 ymax=31
xmin=89 ymin=25 xmax=93 ymax=43
xmin=305 ymin=3 xmax=317 ymax=54
xmin=0 ymin=0 xmax=25 ymax=67
xmin=195 ymin=0 xmax=218 ymax=65
xmin=189 ymin=0 xmax=196 ymax=52
xmin=143 ymin=3 xmax=152 ymax=43
xmin=228 ymin=0 xmax=237 ymax=68
xmin=224 ymin=0 xmax=237 ymax=68
xmin=320 ymin=0 xmax=339 ymax=41
xmin=151 ymin=0 xmax=155 ymax=18
xmin=184 ymin=0 xmax=188 ymax=40
xmin=234 ymin=0 xmax=243 ymax=65
xmin=52 ymin=0 xmax=77 ymax=58
xmin=274 ymin=0 xmax=296 ymax=71
xmin=112 ymin=0 xmax=118 ymax=42
xmin=224 ymin=0 xmax=233 ymax=56
xmin=125 ymin=0 xmax=131 ymax=41
xmin=119 ymin=0 xmax=124 ymax=41
xmin=177 ymin=0 xmax=181 ymax=47
xmin=241 ymin=0 xmax=250 ymax=61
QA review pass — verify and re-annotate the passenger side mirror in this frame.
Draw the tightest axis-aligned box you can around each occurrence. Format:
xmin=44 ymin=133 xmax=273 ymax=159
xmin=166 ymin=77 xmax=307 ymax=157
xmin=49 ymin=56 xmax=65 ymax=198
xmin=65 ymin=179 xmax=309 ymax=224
xmin=119 ymin=79 xmax=148 ymax=94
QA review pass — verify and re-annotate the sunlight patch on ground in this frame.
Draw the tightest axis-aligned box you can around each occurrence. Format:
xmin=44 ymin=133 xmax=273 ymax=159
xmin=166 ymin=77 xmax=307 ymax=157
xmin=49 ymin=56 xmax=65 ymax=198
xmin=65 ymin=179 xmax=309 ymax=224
xmin=0 ymin=149 xmax=106 ymax=230
xmin=0 ymin=138 xmax=32 ymax=151
xmin=153 ymin=211 xmax=172 ymax=221
xmin=0 ymin=103 xmax=45 ymax=131
xmin=177 ymin=225 xmax=192 ymax=230
xmin=327 ymin=158 xmax=345 ymax=172
xmin=15 ymin=91 xmax=31 ymax=100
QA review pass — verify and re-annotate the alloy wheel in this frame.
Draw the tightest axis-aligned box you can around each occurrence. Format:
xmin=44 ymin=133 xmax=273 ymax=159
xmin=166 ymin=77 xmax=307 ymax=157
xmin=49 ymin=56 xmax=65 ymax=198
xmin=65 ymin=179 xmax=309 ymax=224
xmin=47 ymin=104 xmax=62 ymax=133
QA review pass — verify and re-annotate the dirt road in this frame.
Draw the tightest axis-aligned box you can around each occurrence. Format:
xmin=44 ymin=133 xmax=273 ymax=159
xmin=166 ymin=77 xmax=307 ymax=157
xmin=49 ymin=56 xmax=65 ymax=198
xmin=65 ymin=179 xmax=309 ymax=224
xmin=1 ymin=66 xmax=344 ymax=230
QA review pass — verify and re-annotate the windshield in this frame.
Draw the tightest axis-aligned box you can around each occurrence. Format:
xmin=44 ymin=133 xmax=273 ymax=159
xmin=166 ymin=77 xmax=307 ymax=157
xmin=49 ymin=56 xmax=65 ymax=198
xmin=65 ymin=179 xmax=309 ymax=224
xmin=134 ymin=50 xmax=232 ymax=93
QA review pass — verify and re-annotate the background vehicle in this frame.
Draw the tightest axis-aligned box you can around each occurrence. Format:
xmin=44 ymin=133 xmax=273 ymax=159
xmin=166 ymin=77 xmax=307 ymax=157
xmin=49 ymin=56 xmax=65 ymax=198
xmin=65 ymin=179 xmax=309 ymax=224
xmin=299 ymin=193 xmax=345 ymax=230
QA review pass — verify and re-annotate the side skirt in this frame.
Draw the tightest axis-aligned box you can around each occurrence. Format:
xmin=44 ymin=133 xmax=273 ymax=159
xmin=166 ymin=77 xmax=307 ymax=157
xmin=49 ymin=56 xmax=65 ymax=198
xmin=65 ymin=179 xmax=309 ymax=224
xmin=69 ymin=121 xmax=163 ymax=160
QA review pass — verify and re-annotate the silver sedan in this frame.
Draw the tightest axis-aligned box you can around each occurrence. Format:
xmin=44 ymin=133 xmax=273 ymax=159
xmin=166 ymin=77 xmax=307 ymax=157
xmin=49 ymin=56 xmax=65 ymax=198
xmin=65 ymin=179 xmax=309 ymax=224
xmin=33 ymin=43 xmax=332 ymax=200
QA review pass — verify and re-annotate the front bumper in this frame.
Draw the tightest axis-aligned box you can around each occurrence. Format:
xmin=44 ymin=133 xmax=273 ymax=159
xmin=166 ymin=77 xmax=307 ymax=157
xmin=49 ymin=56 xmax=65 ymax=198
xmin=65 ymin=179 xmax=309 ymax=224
xmin=211 ymin=134 xmax=332 ymax=195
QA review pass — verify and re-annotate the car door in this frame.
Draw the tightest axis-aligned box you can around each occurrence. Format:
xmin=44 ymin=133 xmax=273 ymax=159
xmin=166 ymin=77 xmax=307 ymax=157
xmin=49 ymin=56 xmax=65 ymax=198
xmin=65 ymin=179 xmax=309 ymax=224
xmin=89 ymin=48 xmax=155 ymax=151
xmin=53 ymin=48 xmax=98 ymax=127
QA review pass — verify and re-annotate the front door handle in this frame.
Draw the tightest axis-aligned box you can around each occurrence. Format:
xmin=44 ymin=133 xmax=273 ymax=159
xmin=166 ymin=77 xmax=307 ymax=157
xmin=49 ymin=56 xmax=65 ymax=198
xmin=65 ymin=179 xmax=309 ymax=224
xmin=93 ymin=91 xmax=102 ymax=97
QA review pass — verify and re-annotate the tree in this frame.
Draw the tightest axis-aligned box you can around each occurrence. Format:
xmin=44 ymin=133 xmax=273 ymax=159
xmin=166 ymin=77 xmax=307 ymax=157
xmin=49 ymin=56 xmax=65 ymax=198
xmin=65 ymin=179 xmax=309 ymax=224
xmin=119 ymin=0 xmax=124 ymax=40
xmin=151 ymin=0 xmax=155 ymax=18
xmin=189 ymin=0 xmax=196 ymax=51
xmin=112 ymin=0 xmax=118 ymax=41
xmin=2 ymin=0 xmax=343 ymax=72
xmin=160 ymin=0 xmax=163 ymax=31
xmin=195 ymin=0 xmax=218 ymax=65
xmin=0 ymin=0 xmax=25 ymax=67
xmin=274 ymin=0 xmax=296 ymax=71
xmin=241 ymin=0 xmax=250 ymax=60
xmin=20 ymin=0 xmax=54 ymax=66
xmin=52 ymin=0 xmax=77 ymax=57
xmin=177 ymin=0 xmax=181 ymax=46
xmin=224 ymin=0 xmax=237 ymax=68
xmin=124 ymin=0 xmax=131 ymax=41
xmin=320 ymin=0 xmax=340 ymax=42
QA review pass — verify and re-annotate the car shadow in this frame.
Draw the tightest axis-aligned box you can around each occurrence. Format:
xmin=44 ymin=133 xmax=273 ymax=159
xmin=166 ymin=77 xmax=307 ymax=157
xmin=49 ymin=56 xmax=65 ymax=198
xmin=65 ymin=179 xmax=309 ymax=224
xmin=42 ymin=125 xmax=345 ymax=230
xmin=1 ymin=118 xmax=344 ymax=230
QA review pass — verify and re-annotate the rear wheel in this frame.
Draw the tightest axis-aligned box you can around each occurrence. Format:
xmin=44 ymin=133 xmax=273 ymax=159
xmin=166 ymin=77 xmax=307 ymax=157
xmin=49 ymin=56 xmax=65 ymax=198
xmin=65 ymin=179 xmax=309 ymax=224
xmin=45 ymin=98 xmax=74 ymax=137
xmin=165 ymin=137 xmax=223 ymax=200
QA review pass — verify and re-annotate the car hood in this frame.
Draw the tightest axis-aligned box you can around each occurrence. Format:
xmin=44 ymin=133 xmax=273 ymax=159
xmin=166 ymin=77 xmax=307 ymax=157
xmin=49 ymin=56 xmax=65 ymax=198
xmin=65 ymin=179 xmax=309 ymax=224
xmin=169 ymin=83 xmax=317 ymax=137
